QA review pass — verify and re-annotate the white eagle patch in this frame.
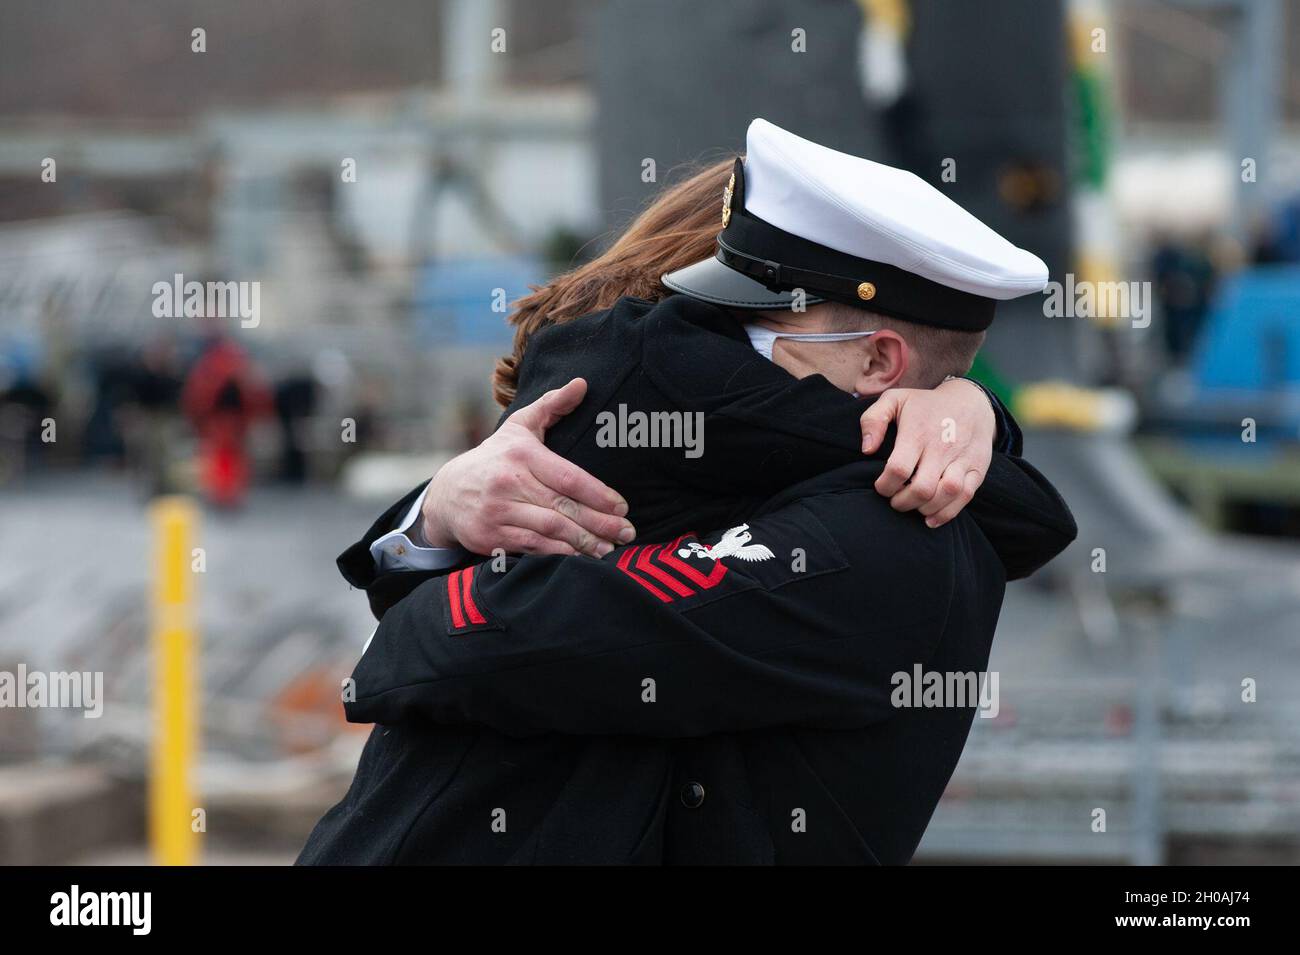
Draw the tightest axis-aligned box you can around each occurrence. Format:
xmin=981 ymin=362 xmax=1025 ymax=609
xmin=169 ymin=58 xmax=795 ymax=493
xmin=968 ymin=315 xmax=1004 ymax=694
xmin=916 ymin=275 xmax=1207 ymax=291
xmin=677 ymin=523 xmax=775 ymax=563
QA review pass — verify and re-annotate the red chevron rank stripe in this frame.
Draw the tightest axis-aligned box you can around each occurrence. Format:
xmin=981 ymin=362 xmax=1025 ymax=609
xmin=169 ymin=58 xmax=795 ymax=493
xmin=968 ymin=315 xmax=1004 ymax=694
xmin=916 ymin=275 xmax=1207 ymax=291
xmin=615 ymin=533 xmax=728 ymax=603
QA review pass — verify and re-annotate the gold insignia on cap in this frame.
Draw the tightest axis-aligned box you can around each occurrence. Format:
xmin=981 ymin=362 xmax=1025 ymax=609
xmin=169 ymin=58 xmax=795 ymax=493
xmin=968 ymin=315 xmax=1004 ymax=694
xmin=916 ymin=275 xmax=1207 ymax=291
xmin=721 ymin=172 xmax=735 ymax=228
xmin=857 ymin=282 xmax=877 ymax=301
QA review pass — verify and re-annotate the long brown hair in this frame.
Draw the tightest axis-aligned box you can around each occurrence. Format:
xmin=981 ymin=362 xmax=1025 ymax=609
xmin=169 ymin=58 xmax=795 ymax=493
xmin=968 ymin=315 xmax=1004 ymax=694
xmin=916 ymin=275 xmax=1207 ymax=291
xmin=493 ymin=158 xmax=735 ymax=407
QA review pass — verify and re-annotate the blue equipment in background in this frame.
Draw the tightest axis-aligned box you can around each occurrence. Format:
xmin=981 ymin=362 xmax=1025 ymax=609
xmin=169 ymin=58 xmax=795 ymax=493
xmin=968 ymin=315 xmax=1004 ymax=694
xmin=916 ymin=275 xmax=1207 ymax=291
xmin=411 ymin=257 xmax=548 ymax=346
xmin=1193 ymin=265 xmax=1300 ymax=394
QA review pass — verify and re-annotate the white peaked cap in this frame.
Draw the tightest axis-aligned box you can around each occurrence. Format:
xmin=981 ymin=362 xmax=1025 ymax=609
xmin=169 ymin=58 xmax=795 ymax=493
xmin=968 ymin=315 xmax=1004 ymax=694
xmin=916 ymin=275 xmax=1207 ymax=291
xmin=743 ymin=119 xmax=1048 ymax=299
xmin=663 ymin=118 xmax=1050 ymax=329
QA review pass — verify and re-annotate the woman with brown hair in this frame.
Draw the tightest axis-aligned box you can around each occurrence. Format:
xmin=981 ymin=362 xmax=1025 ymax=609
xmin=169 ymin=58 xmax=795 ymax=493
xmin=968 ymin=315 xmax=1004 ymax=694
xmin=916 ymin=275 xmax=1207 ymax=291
xmin=492 ymin=159 xmax=735 ymax=410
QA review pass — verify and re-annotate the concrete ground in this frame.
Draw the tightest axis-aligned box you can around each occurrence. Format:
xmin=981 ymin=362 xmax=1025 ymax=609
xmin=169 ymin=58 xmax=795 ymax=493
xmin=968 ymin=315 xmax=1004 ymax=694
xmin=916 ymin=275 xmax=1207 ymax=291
xmin=3 ymin=469 xmax=1300 ymax=864
xmin=0 ymin=472 xmax=383 ymax=862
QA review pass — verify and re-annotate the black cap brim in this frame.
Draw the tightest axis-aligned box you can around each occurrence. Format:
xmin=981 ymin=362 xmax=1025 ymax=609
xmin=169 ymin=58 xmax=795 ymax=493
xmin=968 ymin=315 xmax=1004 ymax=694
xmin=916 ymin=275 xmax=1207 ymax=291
xmin=661 ymin=256 xmax=825 ymax=311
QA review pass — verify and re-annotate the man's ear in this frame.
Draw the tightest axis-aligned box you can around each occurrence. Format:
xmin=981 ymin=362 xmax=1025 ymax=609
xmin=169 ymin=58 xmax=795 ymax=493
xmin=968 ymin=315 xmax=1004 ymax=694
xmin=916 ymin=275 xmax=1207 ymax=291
xmin=855 ymin=330 xmax=909 ymax=397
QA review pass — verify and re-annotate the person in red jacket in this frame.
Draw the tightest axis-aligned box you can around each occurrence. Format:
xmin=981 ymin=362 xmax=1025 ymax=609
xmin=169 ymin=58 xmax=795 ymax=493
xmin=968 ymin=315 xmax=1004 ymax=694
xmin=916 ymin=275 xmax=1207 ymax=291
xmin=181 ymin=334 xmax=270 ymax=507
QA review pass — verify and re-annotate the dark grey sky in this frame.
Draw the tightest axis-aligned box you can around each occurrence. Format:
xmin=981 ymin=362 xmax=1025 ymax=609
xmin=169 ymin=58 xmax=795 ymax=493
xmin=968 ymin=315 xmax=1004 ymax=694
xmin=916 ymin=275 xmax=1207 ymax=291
xmin=0 ymin=0 xmax=1295 ymax=124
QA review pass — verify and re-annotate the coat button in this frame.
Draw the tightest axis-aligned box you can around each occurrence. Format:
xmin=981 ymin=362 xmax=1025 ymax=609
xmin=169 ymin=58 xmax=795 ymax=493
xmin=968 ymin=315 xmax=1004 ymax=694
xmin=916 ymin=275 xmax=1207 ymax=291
xmin=680 ymin=781 xmax=706 ymax=809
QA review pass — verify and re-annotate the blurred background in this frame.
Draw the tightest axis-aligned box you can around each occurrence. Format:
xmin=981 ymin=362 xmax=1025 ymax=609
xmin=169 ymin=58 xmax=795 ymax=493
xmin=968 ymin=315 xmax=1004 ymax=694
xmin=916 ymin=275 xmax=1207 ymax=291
xmin=1 ymin=0 xmax=1299 ymax=864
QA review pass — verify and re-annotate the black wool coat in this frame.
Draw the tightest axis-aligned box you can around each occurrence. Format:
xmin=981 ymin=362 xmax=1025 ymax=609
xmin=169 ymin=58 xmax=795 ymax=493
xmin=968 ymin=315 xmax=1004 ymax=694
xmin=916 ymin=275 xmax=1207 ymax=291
xmin=299 ymin=295 xmax=1075 ymax=865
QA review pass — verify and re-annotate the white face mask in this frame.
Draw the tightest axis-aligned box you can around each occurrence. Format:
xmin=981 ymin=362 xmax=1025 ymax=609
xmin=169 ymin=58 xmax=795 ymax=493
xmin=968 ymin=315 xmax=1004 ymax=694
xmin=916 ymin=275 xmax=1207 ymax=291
xmin=744 ymin=324 xmax=878 ymax=362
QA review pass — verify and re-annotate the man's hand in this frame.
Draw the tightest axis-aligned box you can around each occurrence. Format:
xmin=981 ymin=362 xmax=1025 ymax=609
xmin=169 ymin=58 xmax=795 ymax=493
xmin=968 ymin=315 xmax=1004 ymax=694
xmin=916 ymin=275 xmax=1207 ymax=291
xmin=420 ymin=378 xmax=635 ymax=557
xmin=859 ymin=378 xmax=996 ymax=528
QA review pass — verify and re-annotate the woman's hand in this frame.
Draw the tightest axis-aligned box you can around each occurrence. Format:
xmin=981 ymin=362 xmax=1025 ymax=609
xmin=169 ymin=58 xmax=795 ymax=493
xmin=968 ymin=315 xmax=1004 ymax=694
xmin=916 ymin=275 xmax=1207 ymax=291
xmin=858 ymin=378 xmax=996 ymax=528
xmin=420 ymin=378 xmax=636 ymax=557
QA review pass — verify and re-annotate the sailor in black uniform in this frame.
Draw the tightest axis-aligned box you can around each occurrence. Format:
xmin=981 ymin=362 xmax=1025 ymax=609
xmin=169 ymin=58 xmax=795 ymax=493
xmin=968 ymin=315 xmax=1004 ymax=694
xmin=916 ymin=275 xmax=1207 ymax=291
xmin=299 ymin=119 xmax=1075 ymax=865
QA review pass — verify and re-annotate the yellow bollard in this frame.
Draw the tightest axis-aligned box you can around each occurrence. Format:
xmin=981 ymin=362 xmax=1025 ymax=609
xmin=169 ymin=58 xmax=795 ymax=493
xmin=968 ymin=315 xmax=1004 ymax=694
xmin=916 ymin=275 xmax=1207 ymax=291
xmin=149 ymin=496 xmax=201 ymax=866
